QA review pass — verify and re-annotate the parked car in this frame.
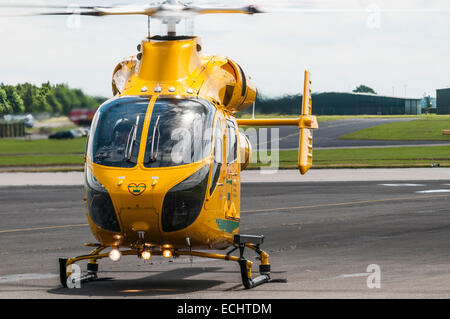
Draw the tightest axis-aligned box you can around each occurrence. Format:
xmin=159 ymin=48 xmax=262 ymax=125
xmin=48 ymin=127 xmax=89 ymax=139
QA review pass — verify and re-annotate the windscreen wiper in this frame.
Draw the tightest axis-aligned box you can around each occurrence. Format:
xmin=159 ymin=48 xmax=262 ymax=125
xmin=148 ymin=115 xmax=161 ymax=162
xmin=124 ymin=116 xmax=139 ymax=162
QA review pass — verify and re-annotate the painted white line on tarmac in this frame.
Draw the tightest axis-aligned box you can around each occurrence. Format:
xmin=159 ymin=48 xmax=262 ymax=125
xmin=379 ymin=183 xmax=425 ymax=187
xmin=319 ymin=273 xmax=370 ymax=281
xmin=0 ymin=224 xmax=89 ymax=234
xmin=335 ymin=273 xmax=369 ymax=279
xmin=0 ymin=273 xmax=58 ymax=283
xmin=416 ymin=189 xmax=450 ymax=193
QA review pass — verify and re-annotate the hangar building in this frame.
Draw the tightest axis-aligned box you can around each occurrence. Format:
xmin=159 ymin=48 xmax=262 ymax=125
xmin=436 ymin=88 xmax=450 ymax=114
xmin=311 ymin=92 xmax=422 ymax=115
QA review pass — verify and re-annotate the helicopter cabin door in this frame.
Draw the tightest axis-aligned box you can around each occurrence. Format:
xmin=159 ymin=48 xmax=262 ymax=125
xmin=205 ymin=114 xmax=226 ymax=209
xmin=224 ymin=118 xmax=240 ymax=221
xmin=205 ymin=114 xmax=240 ymax=226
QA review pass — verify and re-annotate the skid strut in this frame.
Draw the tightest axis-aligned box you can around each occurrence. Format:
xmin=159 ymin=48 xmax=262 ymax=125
xmin=59 ymin=244 xmax=108 ymax=288
xmin=233 ymin=234 xmax=271 ymax=289
xmin=59 ymin=235 xmax=274 ymax=289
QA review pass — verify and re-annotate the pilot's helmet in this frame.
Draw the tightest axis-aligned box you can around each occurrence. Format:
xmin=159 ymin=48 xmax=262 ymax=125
xmin=112 ymin=118 xmax=132 ymax=143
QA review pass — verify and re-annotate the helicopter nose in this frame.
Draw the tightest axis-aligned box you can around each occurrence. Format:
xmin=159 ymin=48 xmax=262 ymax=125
xmin=112 ymin=180 xmax=164 ymax=242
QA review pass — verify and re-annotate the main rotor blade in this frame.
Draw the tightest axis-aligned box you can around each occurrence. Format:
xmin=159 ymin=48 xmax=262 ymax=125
xmin=188 ymin=5 xmax=264 ymax=15
xmin=0 ymin=3 xmax=95 ymax=9
xmin=0 ymin=4 xmax=160 ymax=17
xmin=39 ymin=7 xmax=159 ymax=17
xmin=2 ymin=2 xmax=449 ymax=18
xmin=0 ymin=2 xmax=340 ymax=18
xmin=0 ymin=2 xmax=263 ymax=18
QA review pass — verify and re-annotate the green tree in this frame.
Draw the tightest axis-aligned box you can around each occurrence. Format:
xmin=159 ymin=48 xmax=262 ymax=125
xmin=53 ymin=85 xmax=72 ymax=115
xmin=353 ymin=85 xmax=377 ymax=94
xmin=0 ymin=88 xmax=13 ymax=115
xmin=46 ymin=91 xmax=63 ymax=114
xmin=93 ymin=96 xmax=107 ymax=106
xmin=66 ymin=88 xmax=82 ymax=109
xmin=4 ymin=86 xmax=25 ymax=114
xmin=33 ymin=88 xmax=52 ymax=113
xmin=17 ymin=83 xmax=38 ymax=113
xmin=2 ymin=82 xmax=106 ymax=115
xmin=54 ymin=84 xmax=81 ymax=115
xmin=73 ymin=88 xmax=88 ymax=107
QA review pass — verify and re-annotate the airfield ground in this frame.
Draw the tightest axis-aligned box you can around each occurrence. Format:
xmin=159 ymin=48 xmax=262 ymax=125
xmin=0 ymin=169 xmax=449 ymax=298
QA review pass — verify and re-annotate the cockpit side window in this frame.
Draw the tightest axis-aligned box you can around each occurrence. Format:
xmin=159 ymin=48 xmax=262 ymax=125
xmin=226 ymin=119 xmax=238 ymax=164
xmin=209 ymin=116 xmax=224 ymax=196
xmin=143 ymin=98 xmax=215 ymax=168
xmin=87 ymin=96 xmax=150 ymax=168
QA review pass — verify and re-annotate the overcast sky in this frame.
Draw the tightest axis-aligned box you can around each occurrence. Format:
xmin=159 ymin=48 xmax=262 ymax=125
xmin=0 ymin=0 xmax=449 ymax=100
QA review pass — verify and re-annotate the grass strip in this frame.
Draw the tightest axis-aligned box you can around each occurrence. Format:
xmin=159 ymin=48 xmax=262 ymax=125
xmin=0 ymin=138 xmax=86 ymax=155
xmin=340 ymin=117 xmax=450 ymax=141
xmin=249 ymin=146 xmax=450 ymax=168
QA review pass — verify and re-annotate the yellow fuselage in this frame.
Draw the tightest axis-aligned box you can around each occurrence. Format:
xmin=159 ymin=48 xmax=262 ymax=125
xmin=85 ymin=36 xmax=254 ymax=251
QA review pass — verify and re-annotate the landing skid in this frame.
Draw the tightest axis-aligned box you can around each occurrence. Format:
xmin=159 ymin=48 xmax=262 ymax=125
xmin=59 ymin=235 xmax=284 ymax=289
xmin=231 ymin=234 xmax=272 ymax=289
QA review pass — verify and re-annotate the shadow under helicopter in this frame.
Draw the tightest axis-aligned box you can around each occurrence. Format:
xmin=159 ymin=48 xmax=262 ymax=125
xmin=47 ymin=267 xmax=228 ymax=297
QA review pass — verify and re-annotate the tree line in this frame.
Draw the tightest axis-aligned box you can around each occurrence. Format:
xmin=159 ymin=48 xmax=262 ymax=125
xmin=0 ymin=82 xmax=106 ymax=116
xmin=0 ymin=82 xmax=379 ymax=116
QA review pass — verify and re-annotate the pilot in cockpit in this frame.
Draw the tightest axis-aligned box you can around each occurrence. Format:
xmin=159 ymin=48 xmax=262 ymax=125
xmin=112 ymin=118 xmax=133 ymax=152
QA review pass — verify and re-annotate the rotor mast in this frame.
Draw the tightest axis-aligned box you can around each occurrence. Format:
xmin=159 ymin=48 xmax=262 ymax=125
xmin=159 ymin=0 xmax=183 ymax=37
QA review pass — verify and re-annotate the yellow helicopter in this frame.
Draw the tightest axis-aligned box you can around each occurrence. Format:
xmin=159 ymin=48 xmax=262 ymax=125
xmin=6 ymin=1 xmax=318 ymax=289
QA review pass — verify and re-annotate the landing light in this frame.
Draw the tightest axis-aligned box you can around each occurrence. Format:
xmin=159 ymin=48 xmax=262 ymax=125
xmin=109 ymin=248 xmax=122 ymax=261
xmin=162 ymin=249 xmax=173 ymax=258
xmin=141 ymin=251 xmax=152 ymax=260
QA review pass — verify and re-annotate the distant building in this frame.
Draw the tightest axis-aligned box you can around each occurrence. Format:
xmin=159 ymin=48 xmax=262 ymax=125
xmin=69 ymin=108 xmax=97 ymax=126
xmin=311 ymin=92 xmax=422 ymax=115
xmin=421 ymin=97 xmax=436 ymax=108
xmin=436 ymin=88 xmax=450 ymax=114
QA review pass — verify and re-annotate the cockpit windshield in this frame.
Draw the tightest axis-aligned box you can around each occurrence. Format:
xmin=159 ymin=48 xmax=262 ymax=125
xmin=87 ymin=96 xmax=149 ymax=168
xmin=143 ymin=98 xmax=215 ymax=168
xmin=87 ymin=96 xmax=216 ymax=169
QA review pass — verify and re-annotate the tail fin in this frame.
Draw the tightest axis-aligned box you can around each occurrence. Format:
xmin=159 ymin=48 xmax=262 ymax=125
xmin=236 ymin=70 xmax=318 ymax=174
